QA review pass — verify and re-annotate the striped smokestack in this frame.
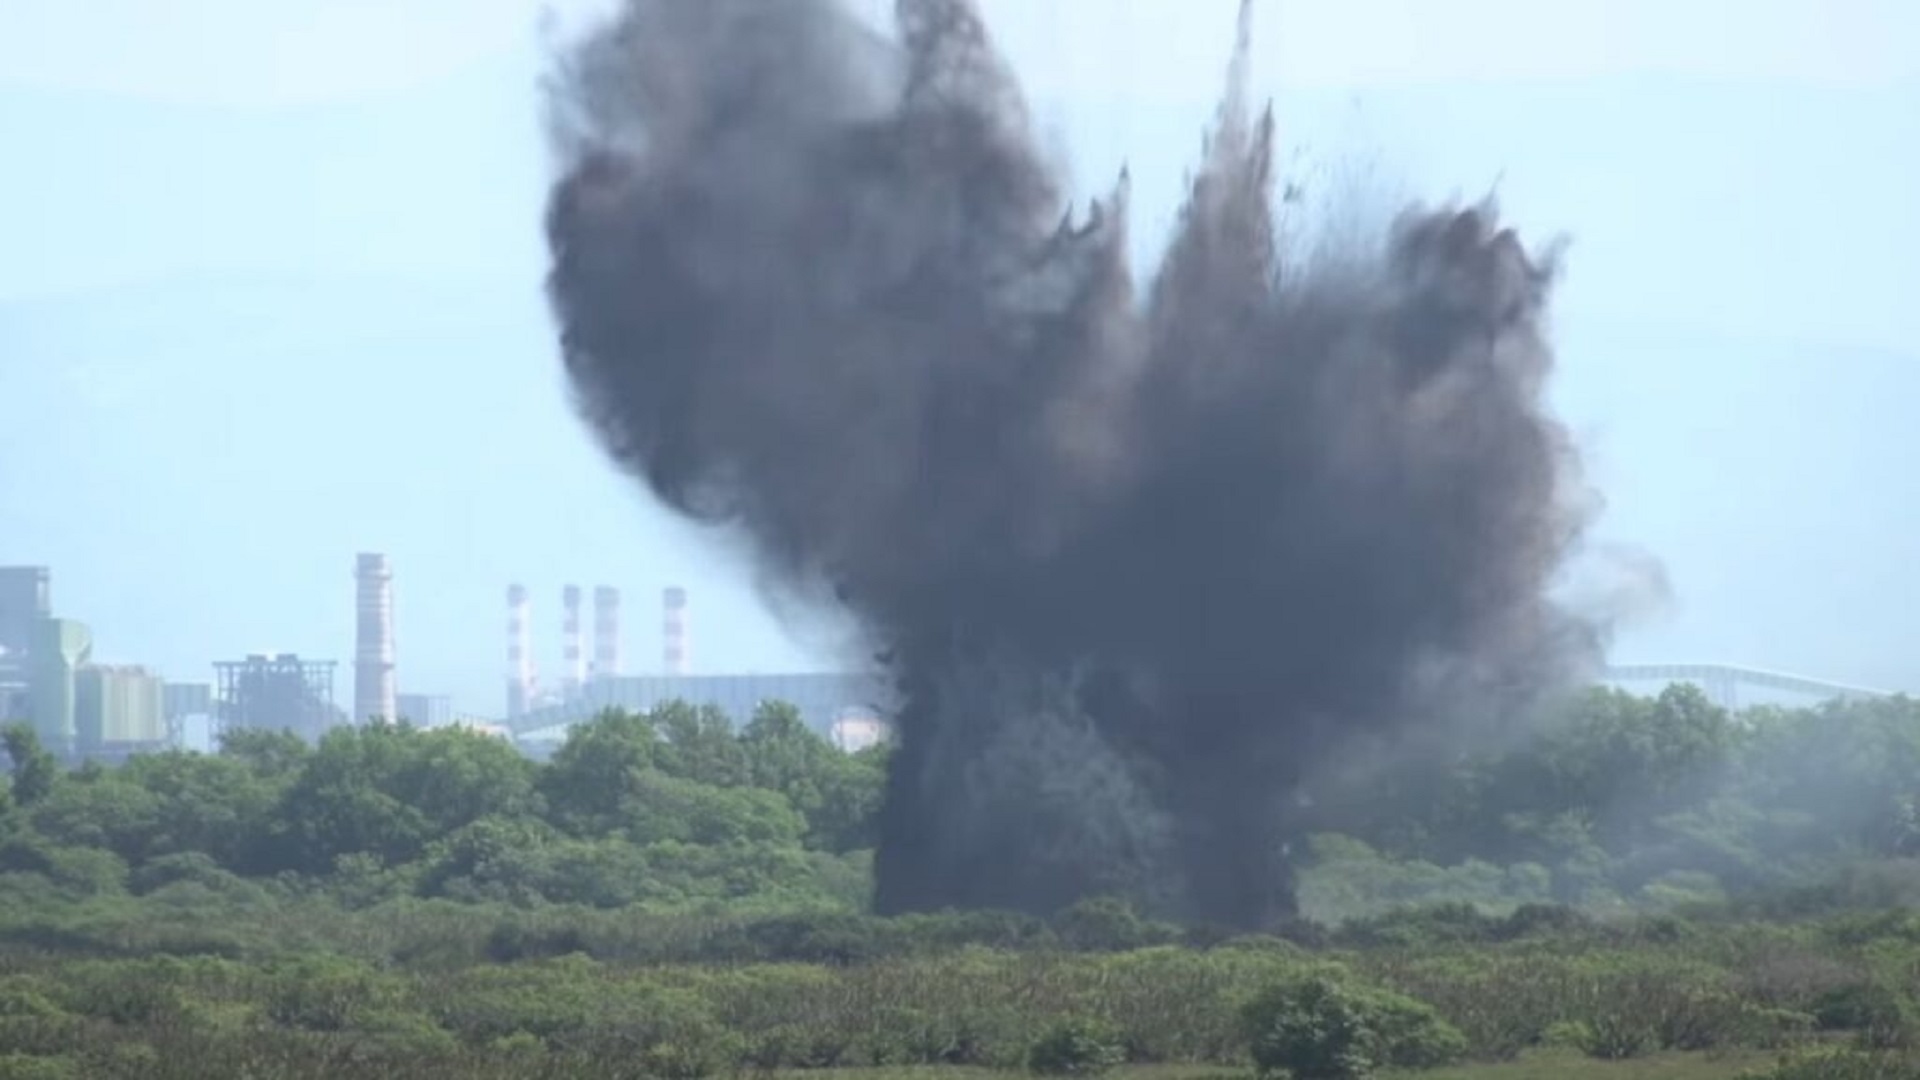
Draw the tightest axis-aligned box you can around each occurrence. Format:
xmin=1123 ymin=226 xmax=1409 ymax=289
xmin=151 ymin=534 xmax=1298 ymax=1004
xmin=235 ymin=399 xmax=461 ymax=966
xmin=506 ymin=584 xmax=534 ymax=719
xmin=561 ymin=585 xmax=585 ymax=699
xmin=592 ymin=586 xmax=622 ymax=681
xmin=663 ymin=586 xmax=688 ymax=675
xmin=353 ymin=553 xmax=396 ymax=724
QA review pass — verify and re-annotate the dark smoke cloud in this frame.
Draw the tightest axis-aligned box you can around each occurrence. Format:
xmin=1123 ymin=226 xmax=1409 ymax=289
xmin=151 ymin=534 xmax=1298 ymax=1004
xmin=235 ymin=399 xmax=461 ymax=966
xmin=542 ymin=0 xmax=1600 ymax=927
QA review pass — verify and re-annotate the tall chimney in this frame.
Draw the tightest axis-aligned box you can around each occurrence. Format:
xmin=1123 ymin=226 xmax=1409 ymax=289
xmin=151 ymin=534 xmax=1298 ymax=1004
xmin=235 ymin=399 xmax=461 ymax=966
xmin=663 ymin=586 xmax=688 ymax=676
xmin=592 ymin=586 xmax=622 ymax=681
xmin=507 ymin=584 xmax=534 ymax=719
xmin=561 ymin=585 xmax=585 ymax=699
xmin=353 ymin=554 xmax=396 ymax=724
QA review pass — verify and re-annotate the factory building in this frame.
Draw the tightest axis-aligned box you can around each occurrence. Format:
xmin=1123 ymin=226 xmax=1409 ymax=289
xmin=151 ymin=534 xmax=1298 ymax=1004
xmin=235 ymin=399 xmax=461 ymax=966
xmin=0 ymin=566 xmax=51 ymax=722
xmin=396 ymin=692 xmax=453 ymax=728
xmin=0 ymin=567 xmax=50 ymax=659
xmin=0 ymin=657 xmax=23 ymax=723
xmin=164 ymin=682 xmax=212 ymax=724
xmin=514 ymin=671 xmax=894 ymax=742
xmin=27 ymin=618 xmax=92 ymax=757
xmin=830 ymin=710 xmax=889 ymax=753
xmin=2 ymin=567 xmax=177 ymax=759
xmin=164 ymin=682 xmax=215 ymax=751
xmin=498 ymin=583 xmax=894 ymax=746
xmin=75 ymin=665 xmax=167 ymax=757
xmin=215 ymin=653 xmax=340 ymax=742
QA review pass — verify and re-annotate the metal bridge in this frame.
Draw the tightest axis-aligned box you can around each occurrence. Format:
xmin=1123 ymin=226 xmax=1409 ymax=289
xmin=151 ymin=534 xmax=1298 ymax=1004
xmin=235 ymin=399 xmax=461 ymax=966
xmin=1601 ymin=663 xmax=1896 ymax=712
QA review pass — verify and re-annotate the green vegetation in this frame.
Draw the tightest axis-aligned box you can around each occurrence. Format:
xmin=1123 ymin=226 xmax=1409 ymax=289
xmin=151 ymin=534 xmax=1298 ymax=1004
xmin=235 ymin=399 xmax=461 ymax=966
xmin=2 ymin=687 xmax=1920 ymax=1078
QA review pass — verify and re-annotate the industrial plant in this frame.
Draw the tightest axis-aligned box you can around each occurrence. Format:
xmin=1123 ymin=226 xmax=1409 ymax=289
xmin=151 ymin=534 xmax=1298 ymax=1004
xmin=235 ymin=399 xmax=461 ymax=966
xmin=0 ymin=566 xmax=168 ymax=761
xmin=214 ymin=654 xmax=341 ymax=742
xmin=503 ymin=583 xmax=893 ymax=751
xmin=0 ymin=557 xmax=1898 ymax=765
xmin=0 ymin=555 xmax=452 ymax=762
xmin=0 ymin=556 xmax=889 ymax=764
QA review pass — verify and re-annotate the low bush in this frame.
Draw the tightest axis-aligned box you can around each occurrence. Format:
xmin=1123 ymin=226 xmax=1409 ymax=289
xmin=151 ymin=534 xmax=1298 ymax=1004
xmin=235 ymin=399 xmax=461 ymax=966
xmin=1813 ymin=983 xmax=1917 ymax=1048
xmin=1241 ymin=975 xmax=1466 ymax=1079
xmin=1028 ymin=1018 xmax=1126 ymax=1076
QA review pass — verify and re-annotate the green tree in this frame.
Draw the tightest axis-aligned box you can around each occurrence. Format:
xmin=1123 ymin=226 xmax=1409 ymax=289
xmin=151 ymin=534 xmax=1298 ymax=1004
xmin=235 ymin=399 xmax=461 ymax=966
xmin=217 ymin=727 xmax=311 ymax=778
xmin=541 ymin=709 xmax=661 ymax=834
xmin=651 ymin=700 xmax=748 ymax=788
xmin=2 ymin=724 xmax=57 ymax=807
xmin=275 ymin=722 xmax=540 ymax=873
xmin=621 ymin=769 xmax=804 ymax=847
xmin=741 ymin=702 xmax=883 ymax=851
xmin=807 ymin=743 xmax=886 ymax=853
xmin=121 ymin=751 xmax=281 ymax=869
xmin=29 ymin=771 xmax=163 ymax=863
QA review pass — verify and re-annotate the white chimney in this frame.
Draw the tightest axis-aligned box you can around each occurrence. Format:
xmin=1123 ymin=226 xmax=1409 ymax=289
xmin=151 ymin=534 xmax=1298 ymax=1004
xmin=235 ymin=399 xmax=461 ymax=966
xmin=353 ymin=554 xmax=396 ymax=724
xmin=561 ymin=584 xmax=585 ymax=699
xmin=663 ymin=585 xmax=688 ymax=676
xmin=592 ymin=586 xmax=622 ymax=681
xmin=507 ymin=584 xmax=535 ymax=719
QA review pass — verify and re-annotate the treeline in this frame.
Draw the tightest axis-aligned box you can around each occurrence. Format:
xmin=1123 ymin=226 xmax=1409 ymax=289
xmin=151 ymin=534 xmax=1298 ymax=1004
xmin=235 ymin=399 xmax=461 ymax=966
xmin=1302 ymin=684 xmax=1920 ymax=919
xmin=8 ymin=689 xmax=1920 ymax=1079
xmin=4 ymin=684 xmax=1920 ymax=924
xmin=0 ymin=702 xmax=884 ymax=913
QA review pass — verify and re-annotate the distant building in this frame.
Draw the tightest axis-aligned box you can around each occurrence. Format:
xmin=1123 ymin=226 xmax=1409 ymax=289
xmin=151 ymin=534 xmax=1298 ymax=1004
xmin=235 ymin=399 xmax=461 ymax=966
xmin=830 ymin=709 xmax=889 ymax=753
xmin=0 ymin=661 xmax=24 ymax=723
xmin=447 ymin=717 xmax=511 ymax=740
xmin=164 ymin=682 xmax=213 ymax=736
xmin=0 ymin=567 xmax=50 ymax=659
xmin=28 ymin=618 xmax=92 ymax=757
xmin=513 ymin=671 xmax=894 ymax=742
xmin=396 ymin=693 xmax=453 ymax=728
xmin=76 ymin=665 xmax=167 ymax=756
xmin=215 ymin=654 xmax=340 ymax=742
xmin=0 ymin=567 xmax=51 ymax=724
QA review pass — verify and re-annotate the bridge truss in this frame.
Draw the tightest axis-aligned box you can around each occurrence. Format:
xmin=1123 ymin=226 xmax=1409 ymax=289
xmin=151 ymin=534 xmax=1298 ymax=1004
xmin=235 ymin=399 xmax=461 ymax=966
xmin=1602 ymin=663 xmax=1895 ymax=712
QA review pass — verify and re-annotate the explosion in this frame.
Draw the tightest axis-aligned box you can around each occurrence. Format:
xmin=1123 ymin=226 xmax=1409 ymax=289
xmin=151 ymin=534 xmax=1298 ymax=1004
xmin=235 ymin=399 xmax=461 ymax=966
xmin=543 ymin=0 xmax=1597 ymax=927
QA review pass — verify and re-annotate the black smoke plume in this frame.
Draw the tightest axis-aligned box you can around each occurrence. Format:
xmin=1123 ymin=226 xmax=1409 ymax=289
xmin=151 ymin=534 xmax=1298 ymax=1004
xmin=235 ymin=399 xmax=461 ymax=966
xmin=542 ymin=0 xmax=1598 ymax=927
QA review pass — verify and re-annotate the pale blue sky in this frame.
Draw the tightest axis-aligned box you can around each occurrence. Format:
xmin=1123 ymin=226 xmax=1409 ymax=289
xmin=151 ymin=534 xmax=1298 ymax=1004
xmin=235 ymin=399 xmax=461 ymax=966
xmin=2 ymin=0 xmax=1917 ymax=714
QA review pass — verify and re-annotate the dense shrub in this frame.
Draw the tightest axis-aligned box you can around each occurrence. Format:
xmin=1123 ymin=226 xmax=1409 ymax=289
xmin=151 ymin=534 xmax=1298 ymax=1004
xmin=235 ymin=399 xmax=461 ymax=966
xmin=1027 ymin=1018 xmax=1126 ymax=1076
xmin=1813 ymin=983 xmax=1918 ymax=1048
xmin=260 ymin=955 xmax=408 ymax=1032
xmin=1051 ymin=897 xmax=1179 ymax=952
xmin=1241 ymin=975 xmax=1465 ymax=1079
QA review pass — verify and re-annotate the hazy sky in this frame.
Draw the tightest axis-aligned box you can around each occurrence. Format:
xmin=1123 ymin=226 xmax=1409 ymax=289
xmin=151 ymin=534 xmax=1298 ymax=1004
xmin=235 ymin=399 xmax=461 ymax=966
xmin=2 ymin=0 xmax=1917 ymax=714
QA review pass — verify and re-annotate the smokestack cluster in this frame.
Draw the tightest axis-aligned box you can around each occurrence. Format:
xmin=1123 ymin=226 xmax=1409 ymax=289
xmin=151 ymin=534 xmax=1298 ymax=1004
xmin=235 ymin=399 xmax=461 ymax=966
xmin=544 ymin=0 xmax=1604 ymax=926
xmin=593 ymin=585 xmax=622 ymax=680
xmin=562 ymin=584 xmax=586 ymax=697
xmin=506 ymin=584 xmax=534 ymax=719
xmin=662 ymin=586 xmax=688 ymax=675
xmin=353 ymin=553 xmax=396 ymax=724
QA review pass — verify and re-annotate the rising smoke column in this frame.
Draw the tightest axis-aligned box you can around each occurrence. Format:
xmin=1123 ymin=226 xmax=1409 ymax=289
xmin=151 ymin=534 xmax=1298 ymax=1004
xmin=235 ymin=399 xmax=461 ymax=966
xmin=543 ymin=0 xmax=1596 ymax=927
